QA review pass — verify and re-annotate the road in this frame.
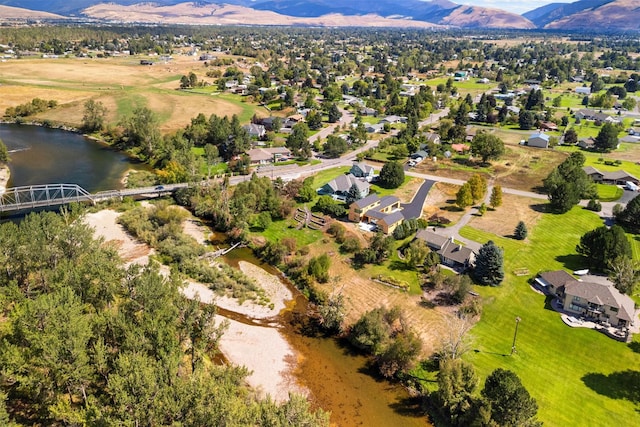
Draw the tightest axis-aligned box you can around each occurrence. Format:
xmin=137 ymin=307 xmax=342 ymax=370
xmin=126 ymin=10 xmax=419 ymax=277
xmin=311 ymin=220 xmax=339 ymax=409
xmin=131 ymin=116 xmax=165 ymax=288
xmin=401 ymin=179 xmax=436 ymax=219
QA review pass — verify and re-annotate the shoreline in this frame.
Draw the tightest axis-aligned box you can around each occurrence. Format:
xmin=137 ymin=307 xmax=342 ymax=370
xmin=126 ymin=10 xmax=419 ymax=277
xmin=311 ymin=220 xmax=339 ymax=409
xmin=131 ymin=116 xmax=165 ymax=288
xmin=85 ymin=208 xmax=304 ymax=403
xmin=0 ymin=163 xmax=9 ymax=192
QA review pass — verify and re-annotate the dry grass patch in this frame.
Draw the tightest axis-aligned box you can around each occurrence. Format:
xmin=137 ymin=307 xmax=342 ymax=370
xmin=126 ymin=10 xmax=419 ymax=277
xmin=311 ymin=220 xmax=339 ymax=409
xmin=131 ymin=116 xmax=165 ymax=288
xmin=0 ymin=84 xmax=93 ymax=112
xmin=423 ymin=182 xmax=466 ymax=224
xmin=467 ymin=194 xmax=544 ymax=238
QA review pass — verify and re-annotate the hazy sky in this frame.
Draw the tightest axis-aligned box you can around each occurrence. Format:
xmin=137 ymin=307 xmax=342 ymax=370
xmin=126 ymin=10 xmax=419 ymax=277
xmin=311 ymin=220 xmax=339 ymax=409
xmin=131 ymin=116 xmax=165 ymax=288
xmin=456 ymin=0 xmax=574 ymax=15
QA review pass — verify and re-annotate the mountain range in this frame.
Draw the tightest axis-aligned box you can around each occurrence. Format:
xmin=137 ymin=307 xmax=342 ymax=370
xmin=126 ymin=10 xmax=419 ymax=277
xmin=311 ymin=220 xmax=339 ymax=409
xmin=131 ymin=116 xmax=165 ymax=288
xmin=0 ymin=0 xmax=638 ymax=31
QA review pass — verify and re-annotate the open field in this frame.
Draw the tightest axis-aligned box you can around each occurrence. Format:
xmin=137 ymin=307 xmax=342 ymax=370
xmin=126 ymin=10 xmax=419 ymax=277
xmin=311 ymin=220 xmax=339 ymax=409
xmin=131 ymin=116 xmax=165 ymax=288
xmin=466 ymin=193 xmax=544 ymax=237
xmin=0 ymin=55 xmax=265 ymax=132
xmin=460 ymin=206 xmax=640 ymax=427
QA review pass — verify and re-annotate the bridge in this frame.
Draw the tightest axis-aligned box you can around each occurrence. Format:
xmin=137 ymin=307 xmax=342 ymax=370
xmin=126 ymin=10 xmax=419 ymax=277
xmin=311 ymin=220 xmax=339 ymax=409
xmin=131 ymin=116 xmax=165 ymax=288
xmin=0 ymin=183 xmax=188 ymax=213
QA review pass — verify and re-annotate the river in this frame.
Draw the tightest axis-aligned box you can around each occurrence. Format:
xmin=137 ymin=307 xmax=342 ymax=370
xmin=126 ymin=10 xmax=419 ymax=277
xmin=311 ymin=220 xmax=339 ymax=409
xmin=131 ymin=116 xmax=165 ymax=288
xmin=0 ymin=123 xmax=148 ymax=191
xmin=2 ymin=125 xmax=431 ymax=426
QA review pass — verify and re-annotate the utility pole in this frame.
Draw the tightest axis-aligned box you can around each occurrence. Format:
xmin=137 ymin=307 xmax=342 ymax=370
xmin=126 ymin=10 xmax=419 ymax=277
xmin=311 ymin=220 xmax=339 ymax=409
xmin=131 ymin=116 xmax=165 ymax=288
xmin=511 ymin=316 xmax=521 ymax=355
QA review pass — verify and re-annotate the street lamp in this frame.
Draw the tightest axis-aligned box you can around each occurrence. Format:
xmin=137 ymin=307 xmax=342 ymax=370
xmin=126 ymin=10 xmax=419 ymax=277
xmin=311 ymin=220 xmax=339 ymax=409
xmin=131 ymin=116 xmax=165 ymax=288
xmin=511 ymin=316 xmax=521 ymax=355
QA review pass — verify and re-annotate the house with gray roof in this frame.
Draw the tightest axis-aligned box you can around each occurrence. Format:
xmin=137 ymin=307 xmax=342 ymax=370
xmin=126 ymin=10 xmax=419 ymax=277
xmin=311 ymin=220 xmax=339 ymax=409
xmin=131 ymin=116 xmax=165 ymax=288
xmin=415 ymin=229 xmax=476 ymax=270
xmin=537 ymin=270 xmax=638 ymax=331
xmin=319 ymin=174 xmax=370 ymax=200
xmin=350 ymin=162 xmax=376 ymax=182
xmin=583 ymin=166 xmax=639 ymax=185
xmin=527 ymin=132 xmax=550 ymax=148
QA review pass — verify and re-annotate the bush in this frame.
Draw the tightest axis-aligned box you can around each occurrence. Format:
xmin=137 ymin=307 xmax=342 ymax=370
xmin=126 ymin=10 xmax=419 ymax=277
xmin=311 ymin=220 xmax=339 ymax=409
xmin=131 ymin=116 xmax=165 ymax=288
xmin=586 ymin=199 xmax=602 ymax=212
xmin=340 ymin=237 xmax=362 ymax=253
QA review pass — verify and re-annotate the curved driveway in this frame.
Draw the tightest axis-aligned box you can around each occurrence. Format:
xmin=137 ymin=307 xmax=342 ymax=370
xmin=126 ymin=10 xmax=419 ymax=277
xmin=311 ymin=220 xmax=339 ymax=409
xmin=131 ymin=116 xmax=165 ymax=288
xmin=401 ymin=179 xmax=435 ymax=219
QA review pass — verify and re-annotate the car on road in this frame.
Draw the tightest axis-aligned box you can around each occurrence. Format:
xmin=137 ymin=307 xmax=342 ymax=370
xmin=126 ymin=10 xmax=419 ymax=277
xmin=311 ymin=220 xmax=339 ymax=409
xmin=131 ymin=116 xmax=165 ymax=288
xmin=155 ymin=185 xmax=165 ymax=191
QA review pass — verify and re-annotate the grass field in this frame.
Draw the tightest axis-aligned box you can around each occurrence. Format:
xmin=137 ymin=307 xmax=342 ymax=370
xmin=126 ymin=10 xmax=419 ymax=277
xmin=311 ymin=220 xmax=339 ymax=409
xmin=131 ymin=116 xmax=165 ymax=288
xmin=459 ymin=207 xmax=640 ymax=427
xmin=0 ymin=55 xmax=266 ymax=133
xmin=596 ymin=183 xmax=623 ymax=201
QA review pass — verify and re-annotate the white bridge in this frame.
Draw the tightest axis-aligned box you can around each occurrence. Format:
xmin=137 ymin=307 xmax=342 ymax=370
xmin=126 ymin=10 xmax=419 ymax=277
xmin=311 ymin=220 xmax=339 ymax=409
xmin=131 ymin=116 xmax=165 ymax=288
xmin=0 ymin=183 xmax=188 ymax=213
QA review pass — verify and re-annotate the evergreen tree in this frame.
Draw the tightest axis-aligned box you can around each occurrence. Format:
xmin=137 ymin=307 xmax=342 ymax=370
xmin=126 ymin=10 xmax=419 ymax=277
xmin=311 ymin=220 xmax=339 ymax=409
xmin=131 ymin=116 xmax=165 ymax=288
xmin=437 ymin=358 xmax=478 ymax=427
xmin=346 ymin=183 xmax=362 ymax=205
xmin=490 ymin=185 xmax=502 ymax=208
xmin=577 ymin=225 xmax=631 ymax=271
xmin=519 ymin=111 xmax=535 ymax=130
xmin=481 ymin=369 xmax=540 ymax=427
xmin=327 ymin=103 xmax=342 ymax=123
xmin=474 ymin=240 xmax=504 ymax=286
xmin=456 ymin=183 xmax=474 ymax=209
xmin=543 ymin=152 xmax=595 ymax=213
xmin=594 ymin=122 xmax=619 ymax=152
xmin=379 ymin=161 xmax=405 ymax=189
xmin=514 ymin=221 xmax=528 ymax=240
xmin=616 ymin=194 xmax=640 ymax=232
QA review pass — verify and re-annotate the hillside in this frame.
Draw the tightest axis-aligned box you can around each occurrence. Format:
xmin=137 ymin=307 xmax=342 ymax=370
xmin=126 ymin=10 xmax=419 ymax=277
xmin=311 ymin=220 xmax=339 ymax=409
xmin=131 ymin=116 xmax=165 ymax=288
xmin=2 ymin=0 xmax=534 ymax=29
xmin=544 ymin=0 xmax=640 ymax=31
xmin=80 ymin=2 xmax=441 ymax=29
xmin=0 ymin=4 xmax=64 ymax=19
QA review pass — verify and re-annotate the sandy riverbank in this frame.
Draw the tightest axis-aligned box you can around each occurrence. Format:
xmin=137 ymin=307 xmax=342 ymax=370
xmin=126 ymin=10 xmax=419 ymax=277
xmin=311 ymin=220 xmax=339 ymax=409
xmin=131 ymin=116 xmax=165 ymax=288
xmin=0 ymin=164 xmax=9 ymax=192
xmin=85 ymin=208 xmax=303 ymax=402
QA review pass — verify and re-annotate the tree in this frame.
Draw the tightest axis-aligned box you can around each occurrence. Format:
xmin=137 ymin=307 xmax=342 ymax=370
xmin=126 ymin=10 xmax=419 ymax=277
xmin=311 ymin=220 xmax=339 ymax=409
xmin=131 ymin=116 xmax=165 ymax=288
xmin=328 ymin=103 xmax=342 ymax=123
xmin=456 ymin=183 xmax=473 ymax=210
xmin=379 ymin=161 xmax=405 ymax=189
xmin=577 ymin=225 xmax=631 ymax=271
xmin=0 ymin=137 xmax=8 ymax=163
xmin=474 ymin=240 xmax=504 ymax=286
xmin=323 ymin=135 xmax=348 ymax=158
xmin=437 ymin=358 xmax=478 ymax=427
xmin=203 ymin=144 xmax=219 ymax=180
xmin=489 ymin=185 xmax=502 ymax=208
xmin=564 ymin=128 xmax=578 ymax=145
xmin=608 ymin=256 xmax=639 ymax=295
xmin=594 ymin=122 xmax=619 ymax=152
xmin=121 ymin=106 xmax=161 ymax=160
xmin=616 ymin=194 xmax=640 ymax=232
xmin=481 ymin=369 xmax=540 ymax=427
xmin=404 ymin=239 xmax=431 ymax=269
xmin=82 ymin=99 xmax=107 ymax=132
xmin=346 ymin=183 xmax=362 ymax=205
xmin=519 ymin=111 xmax=535 ymax=130
xmin=468 ymin=174 xmax=487 ymax=203
xmin=317 ymin=293 xmax=346 ymax=334
xmin=471 ymin=132 xmax=504 ymax=163
xmin=514 ymin=221 xmax=528 ymax=240
xmin=286 ymin=123 xmax=311 ymax=159
xmin=306 ymin=109 xmax=323 ymax=130
xmin=543 ymin=152 xmax=595 ymax=213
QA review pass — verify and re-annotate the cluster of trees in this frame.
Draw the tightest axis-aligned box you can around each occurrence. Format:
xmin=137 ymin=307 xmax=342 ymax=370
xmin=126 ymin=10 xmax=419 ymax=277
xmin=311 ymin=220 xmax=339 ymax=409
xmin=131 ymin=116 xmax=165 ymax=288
xmin=435 ymin=361 xmax=541 ymax=427
xmin=379 ymin=161 xmax=405 ymax=189
xmin=543 ymin=152 xmax=595 ymax=213
xmin=348 ymin=306 xmax=422 ymax=378
xmin=4 ymin=98 xmax=57 ymax=119
xmin=577 ymin=225 xmax=631 ymax=272
xmin=0 ymin=210 xmax=328 ymax=426
xmin=456 ymin=174 xmax=488 ymax=210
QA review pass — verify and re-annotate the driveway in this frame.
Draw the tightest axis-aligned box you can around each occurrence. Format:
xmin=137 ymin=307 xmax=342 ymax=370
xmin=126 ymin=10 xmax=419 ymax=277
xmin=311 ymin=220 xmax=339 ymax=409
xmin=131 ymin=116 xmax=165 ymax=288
xmin=401 ymin=179 xmax=435 ymax=219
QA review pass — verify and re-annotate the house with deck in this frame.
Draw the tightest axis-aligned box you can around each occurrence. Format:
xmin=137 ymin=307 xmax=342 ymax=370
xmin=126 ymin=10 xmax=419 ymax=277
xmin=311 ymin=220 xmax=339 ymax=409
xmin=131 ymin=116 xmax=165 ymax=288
xmin=415 ymin=229 xmax=476 ymax=270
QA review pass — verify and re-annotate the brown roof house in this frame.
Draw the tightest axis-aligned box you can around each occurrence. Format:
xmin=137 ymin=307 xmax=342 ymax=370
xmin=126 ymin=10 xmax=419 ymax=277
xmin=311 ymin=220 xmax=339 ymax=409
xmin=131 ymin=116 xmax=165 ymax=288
xmin=415 ymin=229 xmax=476 ymax=270
xmin=583 ymin=166 xmax=639 ymax=185
xmin=536 ymin=270 xmax=637 ymax=330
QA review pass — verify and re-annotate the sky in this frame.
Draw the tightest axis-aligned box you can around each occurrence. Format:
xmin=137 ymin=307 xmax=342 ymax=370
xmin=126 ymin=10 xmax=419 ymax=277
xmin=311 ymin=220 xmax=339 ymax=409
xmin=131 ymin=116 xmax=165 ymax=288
xmin=455 ymin=0 xmax=574 ymax=15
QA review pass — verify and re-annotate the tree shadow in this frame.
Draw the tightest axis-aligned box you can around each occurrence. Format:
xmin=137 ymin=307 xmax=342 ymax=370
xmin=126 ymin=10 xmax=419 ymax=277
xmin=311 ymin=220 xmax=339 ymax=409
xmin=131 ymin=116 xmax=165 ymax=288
xmin=530 ymin=203 xmax=550 ymax=213
xmin=543 ymin=294 xmax=556 ymax=311
xmin=389 ymin=260 xmax=412 ymax=271
xmin=389 ymin=395 xmax=426 ymax=419
xmin=582 ymin=370 xmax=640 ymax=404
xmin=628 ymin=341 xmax=640 ymax=354
xmin=555 ymin=254 xmax=586 ymax=272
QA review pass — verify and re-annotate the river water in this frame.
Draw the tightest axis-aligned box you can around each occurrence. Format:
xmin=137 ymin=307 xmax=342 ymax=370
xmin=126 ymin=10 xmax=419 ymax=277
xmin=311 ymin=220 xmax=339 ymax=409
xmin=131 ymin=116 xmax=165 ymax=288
xmin=1 ymin=125 xmax=431 ymax=426
xmin=0 ymin=123 xmax=147 ymax=191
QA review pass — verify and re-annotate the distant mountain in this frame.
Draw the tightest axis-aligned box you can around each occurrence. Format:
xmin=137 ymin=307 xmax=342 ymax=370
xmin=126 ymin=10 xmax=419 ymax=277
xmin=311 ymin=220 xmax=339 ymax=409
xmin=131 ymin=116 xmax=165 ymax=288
xmin=543 ymin=0 xmax=640 ymax=31
xmin=0 ymin=4 xmax=64 ymax=19
xmin=0 ymin=0 xmax=535 ymax=29
xmin=523 ymin=0 xmax=640 ymax=31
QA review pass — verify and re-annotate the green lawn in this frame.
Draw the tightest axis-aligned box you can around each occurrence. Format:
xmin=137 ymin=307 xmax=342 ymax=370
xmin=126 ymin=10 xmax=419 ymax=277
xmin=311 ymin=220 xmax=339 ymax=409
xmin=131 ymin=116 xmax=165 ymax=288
xmin=253 ymin=217 xmax=323 ymax=247
xmin=596 ymin=183 xmax=623 ymax=201
xmin=459 ymin=207 xmax=640 ymax=427
xmin=309 ymin=166 xmax=351 ymax=188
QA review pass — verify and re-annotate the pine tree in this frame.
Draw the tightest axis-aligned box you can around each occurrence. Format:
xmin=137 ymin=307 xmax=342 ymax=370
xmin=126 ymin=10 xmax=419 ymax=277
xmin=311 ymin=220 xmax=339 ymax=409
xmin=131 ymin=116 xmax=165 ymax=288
xmin=489 ymin=185 xmax=502 ymax=208
xmin=474 ymin=240 xmax=504 ymax=286
xmin=514 ymin=221 xmax=528 ymax=240
xmin=456 ymin=183 xmax=474 ymax=209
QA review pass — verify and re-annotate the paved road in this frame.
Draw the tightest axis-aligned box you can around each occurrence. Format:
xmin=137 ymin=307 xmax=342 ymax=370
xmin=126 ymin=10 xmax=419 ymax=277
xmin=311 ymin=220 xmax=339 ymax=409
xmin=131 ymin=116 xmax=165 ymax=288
xmin=401 ymin=179 xmax=435 ymax=219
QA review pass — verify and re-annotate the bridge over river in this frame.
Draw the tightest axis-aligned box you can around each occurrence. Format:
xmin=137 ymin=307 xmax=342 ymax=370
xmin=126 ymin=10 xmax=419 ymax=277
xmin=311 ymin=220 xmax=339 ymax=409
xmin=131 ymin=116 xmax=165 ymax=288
xmin=0 ymin=183 xmax=188 ymax=213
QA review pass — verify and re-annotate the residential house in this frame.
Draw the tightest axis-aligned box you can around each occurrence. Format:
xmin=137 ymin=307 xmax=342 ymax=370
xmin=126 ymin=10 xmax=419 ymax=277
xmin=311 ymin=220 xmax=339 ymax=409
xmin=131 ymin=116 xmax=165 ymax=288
xmin=348 ymin=194 xmax=403 ymax=234
xmin=583 ymin=166 xmax=640 ymax=185
xmin=539 ymin=121 xmax=559 ymax=131
xmin=451 ymin=143 xmax=470 ymax=154
xmin=578 ymin=137 xmax=596 ymax=150
xmin=319 ymin=174 xmax=370 ymax=200
xmin=537 ymin=270 xmax=637 ymax=328
xmin=527 ymin=132 xmax=550 ymax=148
xmin=380 ymin=115 xmax=407 ymax=125
xmin=243 ymin=123 xmax=266 ymax=139
xmin=410 ymin=150 xmax=429 ymax=162
xmin=423 ymin=133 xmax=441 ymax=145
xmin=575 ymin=87 xmax=592 ymax=95
xmin=259 ymin=116 xmax=280 ymax=131
xmin=246 ymin=147 xmax=291 ymax=165
xmin=575 ymin=109 xmax=618 ymax=124
xmin=365 ymin=123 xmax=385 ymax=133
xmin=415 ymin=229 xmax=476 ymax=269
xmin=350 ymin=162 xmax=376 ymax=182
xmin=454 ymin=71 xmax=468 ymax=81
xmin=360 ymin=107 xmax=377 ymax=116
